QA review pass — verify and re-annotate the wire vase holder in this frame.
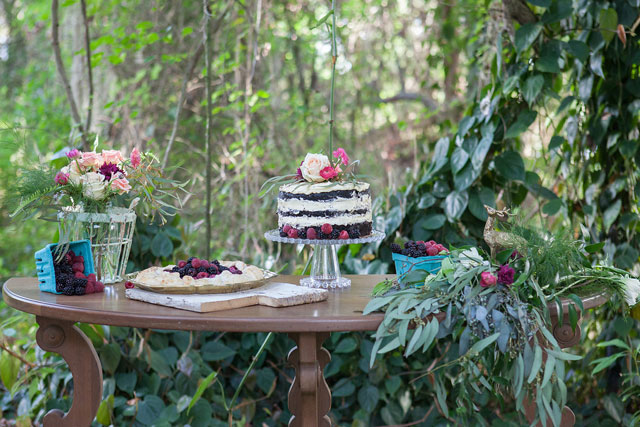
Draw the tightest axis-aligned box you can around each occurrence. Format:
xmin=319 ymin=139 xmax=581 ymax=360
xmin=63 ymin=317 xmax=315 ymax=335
xmin=264 ymin=230 xmax=385 ymax=289
xmin=58 ymin=207 xmax=136 ymax=284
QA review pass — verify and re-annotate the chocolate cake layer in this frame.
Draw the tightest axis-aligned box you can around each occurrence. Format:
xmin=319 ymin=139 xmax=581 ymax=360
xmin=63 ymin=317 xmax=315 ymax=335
xmin=278 ymin=188 xmax=370 ymax=201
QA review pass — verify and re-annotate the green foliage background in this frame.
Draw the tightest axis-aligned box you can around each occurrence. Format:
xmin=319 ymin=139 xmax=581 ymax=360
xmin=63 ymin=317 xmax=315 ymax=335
xmin=0 ymin=0 xmax=639 ymax=425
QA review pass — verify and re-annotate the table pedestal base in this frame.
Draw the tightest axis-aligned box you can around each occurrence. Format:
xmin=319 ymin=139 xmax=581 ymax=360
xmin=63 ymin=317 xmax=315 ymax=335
xmin=287 ymin=332 xmax=332 ymax=427
xmin=523 ymin=312 xmax=581 ymax=426
xmin=36 ymin=316 xmax=103 ymax=427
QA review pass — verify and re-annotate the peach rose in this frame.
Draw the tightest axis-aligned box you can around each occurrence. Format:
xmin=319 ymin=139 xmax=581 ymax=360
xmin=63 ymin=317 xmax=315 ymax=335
xmin=78 ymin=151 xmax=104 ymax=169
xmin=300 ymin=153 xmax=331 ymax=182
xmin=110 ymin=177 xmax=132 ymax=194
xmin=102 ymin=149 xmax=125 ymax=165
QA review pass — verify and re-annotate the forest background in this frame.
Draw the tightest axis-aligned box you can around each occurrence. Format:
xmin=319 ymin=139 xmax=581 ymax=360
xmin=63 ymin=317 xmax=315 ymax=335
xmin=1 ymin=0 xmax=640 ymax=425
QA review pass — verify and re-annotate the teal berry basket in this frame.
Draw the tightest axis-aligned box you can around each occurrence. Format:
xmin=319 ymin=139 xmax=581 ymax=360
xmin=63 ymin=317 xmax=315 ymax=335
xmin=392 ymin=252 xmax=447 ymax=284
xmin=35 ymin=240 xmax=95 ymax=294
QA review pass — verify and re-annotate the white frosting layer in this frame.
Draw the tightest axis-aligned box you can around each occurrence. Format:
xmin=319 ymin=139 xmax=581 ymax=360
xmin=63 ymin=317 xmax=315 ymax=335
xmin=277 ymin=194 xmax=371 ymax=212
xmin=278 ymin=212 xmax=372 ymax=227
xmin=280 ymin=181 xmax=369 ymax=194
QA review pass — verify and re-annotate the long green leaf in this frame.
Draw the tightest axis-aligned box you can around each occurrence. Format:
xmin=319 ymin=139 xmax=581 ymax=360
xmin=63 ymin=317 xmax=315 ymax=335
xmin=188 ymin=371 xmax=217 ymax=413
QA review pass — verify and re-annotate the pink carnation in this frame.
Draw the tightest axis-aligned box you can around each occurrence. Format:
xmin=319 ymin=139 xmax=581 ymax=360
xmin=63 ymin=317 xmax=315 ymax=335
xmin=66 ymin=148 xmax=80 ymax=159
xmin=319 ymin=166 xmax=338 ymax=180
xmin=110 ymin=177 xmax=132 ymax=194
xmin=130 ymin=148 xmax=141 ymax=168
xmin=54 ymin=172 xmax=69 ymax=185
xmin=332 ymin=148 xmax=349 ymax=165
xmin=480 ymin=271 xmax=497 ymax=288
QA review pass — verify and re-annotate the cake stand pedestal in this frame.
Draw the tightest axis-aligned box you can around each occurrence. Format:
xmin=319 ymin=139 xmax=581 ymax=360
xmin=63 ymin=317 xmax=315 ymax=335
xmin=264 ymin=230 xmax=385 ymax=289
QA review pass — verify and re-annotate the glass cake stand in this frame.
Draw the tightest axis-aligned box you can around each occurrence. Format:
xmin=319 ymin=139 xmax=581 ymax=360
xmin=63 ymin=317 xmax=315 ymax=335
xmin=264 ymin=229 xmax=386 ymax=289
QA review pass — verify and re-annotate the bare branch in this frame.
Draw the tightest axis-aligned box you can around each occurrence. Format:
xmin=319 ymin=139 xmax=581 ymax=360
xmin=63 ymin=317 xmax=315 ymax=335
xmin=379 ymin=92 xmax=437 ymax=109
xmin=80 ymin=0 xmax=94 ymax=133
xmin=51 ymin=0 xmax=88 ymax=149
xmin=162 ymin=2 xmax=233 ymax=169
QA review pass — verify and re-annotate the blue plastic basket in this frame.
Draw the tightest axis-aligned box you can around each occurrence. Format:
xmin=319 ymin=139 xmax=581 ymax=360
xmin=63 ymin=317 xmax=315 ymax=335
xmin=392 ymin=252 xmax=447 ymax=284
xmin=34 ymin=240 xmax=95 ymax=294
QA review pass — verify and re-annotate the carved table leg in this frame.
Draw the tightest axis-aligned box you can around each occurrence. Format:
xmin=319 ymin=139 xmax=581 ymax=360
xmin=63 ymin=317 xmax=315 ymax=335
xmin=287 ymin=332 xmax=331 ymax=427
xmin=36 ymin=316 xmax=103 ymax=427
xmin=524 ymin=312 xmax=581 ymax=426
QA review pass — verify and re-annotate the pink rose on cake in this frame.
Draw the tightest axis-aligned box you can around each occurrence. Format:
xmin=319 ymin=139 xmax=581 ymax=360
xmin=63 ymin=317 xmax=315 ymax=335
xmin=300 ymin=153 xmax=331 ymax=182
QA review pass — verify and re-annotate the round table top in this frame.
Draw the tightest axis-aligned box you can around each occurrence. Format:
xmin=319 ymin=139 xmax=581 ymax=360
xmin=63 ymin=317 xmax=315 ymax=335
xmin=2 ymin=275 xmax=393 ymax=333
xmin=2 ymin=276 xmax=609 ymax=333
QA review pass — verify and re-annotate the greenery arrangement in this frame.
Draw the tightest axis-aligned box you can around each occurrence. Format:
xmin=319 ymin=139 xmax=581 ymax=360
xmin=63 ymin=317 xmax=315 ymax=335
xmin=365 ymin=222 xmax=639 ymax=425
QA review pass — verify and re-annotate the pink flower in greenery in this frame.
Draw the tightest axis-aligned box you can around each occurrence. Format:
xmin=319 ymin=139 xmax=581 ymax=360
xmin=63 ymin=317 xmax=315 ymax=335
xmin=480 ymin=271 xmax=497 ymax=288
xmin=66 ymin=148 xmax=80 ymax=159
xmin=497 ymin=264 xmax=515 ymax=285
xmin=319 ymin=166 xmax=338 ymax=180
xmin=130 ymin=148 xmax=141 ymax=168
xmin=332 ymin=148 xmax=349 ymax=165
xmin=54 ymin=172 xmax=69 ymax=185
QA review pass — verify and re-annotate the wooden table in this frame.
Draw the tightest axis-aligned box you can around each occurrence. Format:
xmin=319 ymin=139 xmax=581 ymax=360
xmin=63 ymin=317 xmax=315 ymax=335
xmin=2 ymin=275 xmax=608 ymax=427
xmin=2 ymin=274 xmax=393 ymax=427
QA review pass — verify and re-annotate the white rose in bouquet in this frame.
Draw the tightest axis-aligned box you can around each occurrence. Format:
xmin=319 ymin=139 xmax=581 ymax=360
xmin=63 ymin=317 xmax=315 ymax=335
xmin=300 ymin=153 xmax=330 ymax=182
xmin=622 ymin=276 xmax=640 ymax=306
xmin=80 ymin=172 xmax=109 ymax=200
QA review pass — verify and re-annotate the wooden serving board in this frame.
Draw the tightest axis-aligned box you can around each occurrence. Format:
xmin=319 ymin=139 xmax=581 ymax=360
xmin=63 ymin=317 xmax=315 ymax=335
xmin=124 ymin=281 xmax=328 ymax=313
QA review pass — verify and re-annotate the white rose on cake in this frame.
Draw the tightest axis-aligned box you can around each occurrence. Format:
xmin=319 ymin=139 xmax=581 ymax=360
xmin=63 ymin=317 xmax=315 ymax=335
xmin=300 ymin=153 xmax=331 ymax=182
xmin=80 ymin=172 xmax=109 ymax=200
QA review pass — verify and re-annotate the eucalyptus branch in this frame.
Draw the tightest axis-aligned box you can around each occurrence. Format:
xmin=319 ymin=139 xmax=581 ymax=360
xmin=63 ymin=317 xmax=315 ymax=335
xmin=328 ymin=0 xmax=337 ymax=161
xmin=51 ymin=0 xmax=88 ymax=149
xmin=80 ymin=0 xmax=94 ymax=133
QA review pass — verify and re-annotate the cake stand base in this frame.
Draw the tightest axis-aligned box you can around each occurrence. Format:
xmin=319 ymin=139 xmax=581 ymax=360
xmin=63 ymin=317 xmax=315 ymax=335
xmin=264 ymin=230 xmax=385 ymax=291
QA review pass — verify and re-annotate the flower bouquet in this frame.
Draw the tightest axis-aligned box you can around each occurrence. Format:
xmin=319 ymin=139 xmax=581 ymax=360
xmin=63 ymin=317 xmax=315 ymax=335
xmin=11 ymin=146 xmax=185 ymax=283
xmin=366 ymin=222 xmax=640 ymax=425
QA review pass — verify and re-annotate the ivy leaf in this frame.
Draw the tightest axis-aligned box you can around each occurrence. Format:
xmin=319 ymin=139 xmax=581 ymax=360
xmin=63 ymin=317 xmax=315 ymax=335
xmin=417 ymin=193 xmax=436 ymax=209
xmin=431 ymin=137 xmax=450 ymax=173
xmin=523 ymin=74 xmax=544 ymax=105
xmin=494 ymin=151 xmax=525 ymax=181
xmin=565 ymin=40 xmax=589 ymax=63
xmin=453 ymin=163 xmax=479 ymax=192
xmin=542 ymin=198 xmax=563 ymax=215
xmin=358 ymin=385 xmax=380 ymax=412
xmin=535 ymin=41 xmax=562 ymax=73
xmin=585 ymin=242 xmax=605 ymax=253
xmin=472 ymin=136 xmax=492 ymax=170
xmin=151 ymin=232 xmax=173 ymax=258
xmin=515 ymin=23 xmax=541 ymax=54
xmin=468 ymin=187 xmax=495 ymax=221
xmin=590 ymin=53 xmax=605 ymax=78
xmin=443 ymin=190 xmax=469 ymax=220
xmin=505 ymin=109 xmax=537 ymax=139
xmin=422 ymin=213 xmax=446 ymax=230
xmin=603 ymin=199 xmax=622 ymax=230
xmin=599 ymin=8 xmax=618 ymax=43
xmin=549 ymin=135 xmax=565 ymax=150
xmin=137 ymin=395 xmax=166 ymax=425
xmin=451 ymin=147 xmax=469 ymax=174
